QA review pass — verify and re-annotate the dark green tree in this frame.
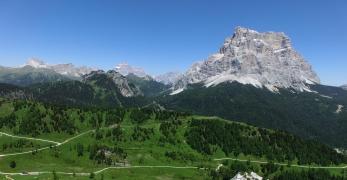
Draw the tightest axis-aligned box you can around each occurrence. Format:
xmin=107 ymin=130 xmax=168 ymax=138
xmin=76 ymin=143 xmax=84 ymax=157
xmin=9 ymin=161 xmax=16 ymax=168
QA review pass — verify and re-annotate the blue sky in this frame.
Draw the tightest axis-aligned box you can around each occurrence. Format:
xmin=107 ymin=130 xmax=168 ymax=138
xmin=0 ymin=0 xmax=346 ymax=85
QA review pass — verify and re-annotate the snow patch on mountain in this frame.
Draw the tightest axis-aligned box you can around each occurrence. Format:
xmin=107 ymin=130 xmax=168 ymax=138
xmin=336 ymin=105 xmax=344 ymax=114
xmin=172 ymin=27 xmax=320 ymax=94
xmin=320 ymin=94 xmax=333 ymax=99
xmin=205 ymin=73 xmax=263 ymax=88
xmin=341 ymin=85 xmax=347 ymax=90
xmin=170 ymin=88 xmax=184 ymax=95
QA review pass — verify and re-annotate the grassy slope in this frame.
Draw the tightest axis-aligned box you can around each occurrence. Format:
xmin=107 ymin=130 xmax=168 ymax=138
xmin=0 ymin=112 xmax=210 ymax=179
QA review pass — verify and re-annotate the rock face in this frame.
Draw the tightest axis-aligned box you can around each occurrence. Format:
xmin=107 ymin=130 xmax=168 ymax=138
xmin=25 ymin=58 xmax=96 ymax=77
xmin=154 ymin=72 xmax=182 ymax=85
xmin=83 ymin=70 xmax=142 ymax=97
xmin=115 ymin=63 xmax=147 ymax=77
xmin=173 ymin=27 xmax=320 ymax=94
xmin=231 ymin=172 xmax=263 ymax=180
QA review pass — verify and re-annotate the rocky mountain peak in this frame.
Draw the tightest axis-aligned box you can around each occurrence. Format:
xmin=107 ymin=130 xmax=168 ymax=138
xmin=172 ymin=27 xmax=320 ymax=94
xmin=220 ymin=27 xmax=292 ymax=57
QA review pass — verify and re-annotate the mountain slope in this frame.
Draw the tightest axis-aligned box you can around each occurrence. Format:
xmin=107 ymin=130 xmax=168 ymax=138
xmin=27 ymin=71 xmax=150 ymax=107
xmin=29 ymin=81 xmax=105 ymax=107
xmin=173 ymin=27 xmax=319 ymax=94
xmin=82 ymin=70 xmax=142 ymax=97
xmin=0 ymin=83 xmax=33 ymax=99
xmin=126 ymin=73 xmax=170 ymax=96
xmin=0 ymin=65 xmax=72 ymax=86
xmin=161 ymin=82 xmax=347 ymax=148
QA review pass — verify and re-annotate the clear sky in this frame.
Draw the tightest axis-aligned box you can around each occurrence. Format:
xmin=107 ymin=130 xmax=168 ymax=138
xmin=0 ymin=0 xmax=346 ymax=86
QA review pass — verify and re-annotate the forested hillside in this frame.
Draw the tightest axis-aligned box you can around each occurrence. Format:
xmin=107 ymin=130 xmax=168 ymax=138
xmin=186 ymin=118 xmax=345 ymax=165
xmin=0 ymin=99 xmax=346 ymax=179
xmin=161 ymin=82 xmax=347 ymax=148
xmin=126 ymin=73 xmax=170 ymax=97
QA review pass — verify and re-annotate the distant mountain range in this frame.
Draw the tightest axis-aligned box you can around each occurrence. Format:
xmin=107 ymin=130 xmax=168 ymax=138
xmin=25 ymin=58 xmax=97 ymax=77
xmin=0 ymin=58 xmax=96 ymax=86
xmin=341 ymin=84 xmax=347 ymax=90
xmin=0 ymin=65 xmax=72 ymax=86
xmin=0 ymin=59 xmax=182 ymax=87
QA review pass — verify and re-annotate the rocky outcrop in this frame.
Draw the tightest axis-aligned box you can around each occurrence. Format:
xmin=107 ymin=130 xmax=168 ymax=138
xmin=231 ymin=172 xmax=263 ymax=180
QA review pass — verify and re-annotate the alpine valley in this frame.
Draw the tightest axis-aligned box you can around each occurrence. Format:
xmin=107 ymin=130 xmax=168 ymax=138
xmin=1 ymin=27 xmax=347 ymax=179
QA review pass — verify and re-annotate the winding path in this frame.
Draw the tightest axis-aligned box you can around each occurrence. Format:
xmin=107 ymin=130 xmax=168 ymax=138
xmin=0 ymin=124 xmax=139 ymax=157
xmin=213 ymin=158 xmax=347 ymax=169
xmin=0 ymin=132 xmax=60 ymax=145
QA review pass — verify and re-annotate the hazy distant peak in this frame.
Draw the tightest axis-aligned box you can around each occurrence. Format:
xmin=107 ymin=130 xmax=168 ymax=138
xmin=154 ymin=71 xmax=182 ymax=85
xmin=114 ymin=63 xmax=148 ymax=77
xmin=25 ymin=58 xmax=48 ymax=68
